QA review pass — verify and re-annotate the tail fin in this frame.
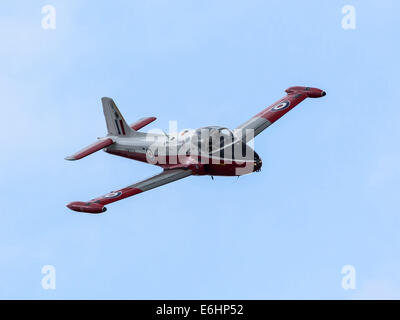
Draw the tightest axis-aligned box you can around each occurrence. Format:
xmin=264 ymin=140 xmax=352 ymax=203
xmin=102 ymin=97 xmax=135 ymax=137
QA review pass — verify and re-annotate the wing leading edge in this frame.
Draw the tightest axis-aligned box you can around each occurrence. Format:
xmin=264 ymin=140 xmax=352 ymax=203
xmin=66 ymin=168 xmax=192 ymax=213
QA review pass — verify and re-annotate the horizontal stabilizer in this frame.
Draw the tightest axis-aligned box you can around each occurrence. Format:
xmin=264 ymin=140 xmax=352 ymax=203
xmin=130 ymin=117 xmax=157 ymax=131
xmin=65 ymin=138 xmax=114 ymax=161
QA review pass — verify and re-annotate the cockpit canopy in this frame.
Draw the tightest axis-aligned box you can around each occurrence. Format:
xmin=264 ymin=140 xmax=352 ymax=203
xmin=185 ymin=126 xmax=258 ymax=163
xmin=195 ymin=126 xmax=233 ymax=137
xmin=193 ymin=126 xmax=234 ymax=153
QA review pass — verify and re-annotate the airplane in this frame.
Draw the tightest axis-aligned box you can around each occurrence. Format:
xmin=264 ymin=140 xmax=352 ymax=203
xmin=66 ymin=86 xmax=326 ymax=213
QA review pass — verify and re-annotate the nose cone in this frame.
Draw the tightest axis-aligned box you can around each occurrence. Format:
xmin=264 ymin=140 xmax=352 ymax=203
xmin=254 ymin=158 xmax=262 ymax=172
xmin=321 ymin=91 xmax=326 ymax=97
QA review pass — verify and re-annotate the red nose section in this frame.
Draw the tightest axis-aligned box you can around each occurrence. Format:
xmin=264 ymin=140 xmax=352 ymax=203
xmin=66 ymin=201 xmax=106 ymax=214
xmin=285 ymin=86 xmax=326 ymax=98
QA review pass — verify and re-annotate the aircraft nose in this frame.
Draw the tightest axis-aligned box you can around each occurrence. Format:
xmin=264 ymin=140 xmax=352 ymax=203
xmin=321 ymin=91 xmax=326 ymax=97
xmin=254 ymin=158 xmax=262 ymax=172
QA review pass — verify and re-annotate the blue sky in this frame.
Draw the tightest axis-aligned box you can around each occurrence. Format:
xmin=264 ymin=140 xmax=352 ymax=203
xmin=1 ymin=0 xmax=400 ymax=299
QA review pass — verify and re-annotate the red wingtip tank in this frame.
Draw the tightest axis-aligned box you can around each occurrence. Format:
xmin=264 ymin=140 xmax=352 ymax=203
xmin=66 ymin=201 xmax=107 ymax=214
xmin=285 ymin=86 xmax=326 ymax=98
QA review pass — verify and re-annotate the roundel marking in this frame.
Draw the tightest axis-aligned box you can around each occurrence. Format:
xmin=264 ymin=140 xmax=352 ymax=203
xmin=271 ymin=100 xmax=290 ymax=112
xmin=146 ymin=149 xmax=158 ymax=164
xmin=146 ymin=149 xmax=155 ymax=160
xmin=104 ymin=191 xmax=122 ymax=198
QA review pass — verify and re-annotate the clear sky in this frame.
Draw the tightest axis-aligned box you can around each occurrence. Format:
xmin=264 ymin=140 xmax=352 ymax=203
xmin=1 ymin=0 xmax=399 ymax=299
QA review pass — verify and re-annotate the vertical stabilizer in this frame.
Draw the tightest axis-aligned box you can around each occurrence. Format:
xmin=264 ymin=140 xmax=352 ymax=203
xmin=102 ymin=97 xmax=135 ymax=137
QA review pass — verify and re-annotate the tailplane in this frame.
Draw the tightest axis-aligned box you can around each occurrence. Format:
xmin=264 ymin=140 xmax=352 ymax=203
xmin=65 ymin=138 xmax=114 ymax=161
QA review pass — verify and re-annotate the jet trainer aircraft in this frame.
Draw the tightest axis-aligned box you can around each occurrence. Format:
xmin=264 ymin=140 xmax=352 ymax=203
xmin=66 ymin=86 xmax=326 ymax=213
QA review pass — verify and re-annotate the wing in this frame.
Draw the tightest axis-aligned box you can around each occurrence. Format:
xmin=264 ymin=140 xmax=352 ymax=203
xmin=66 ymin=168 xmax=192 ymax=213
xmin=235 ymin=86 xmax=326 ymax=142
